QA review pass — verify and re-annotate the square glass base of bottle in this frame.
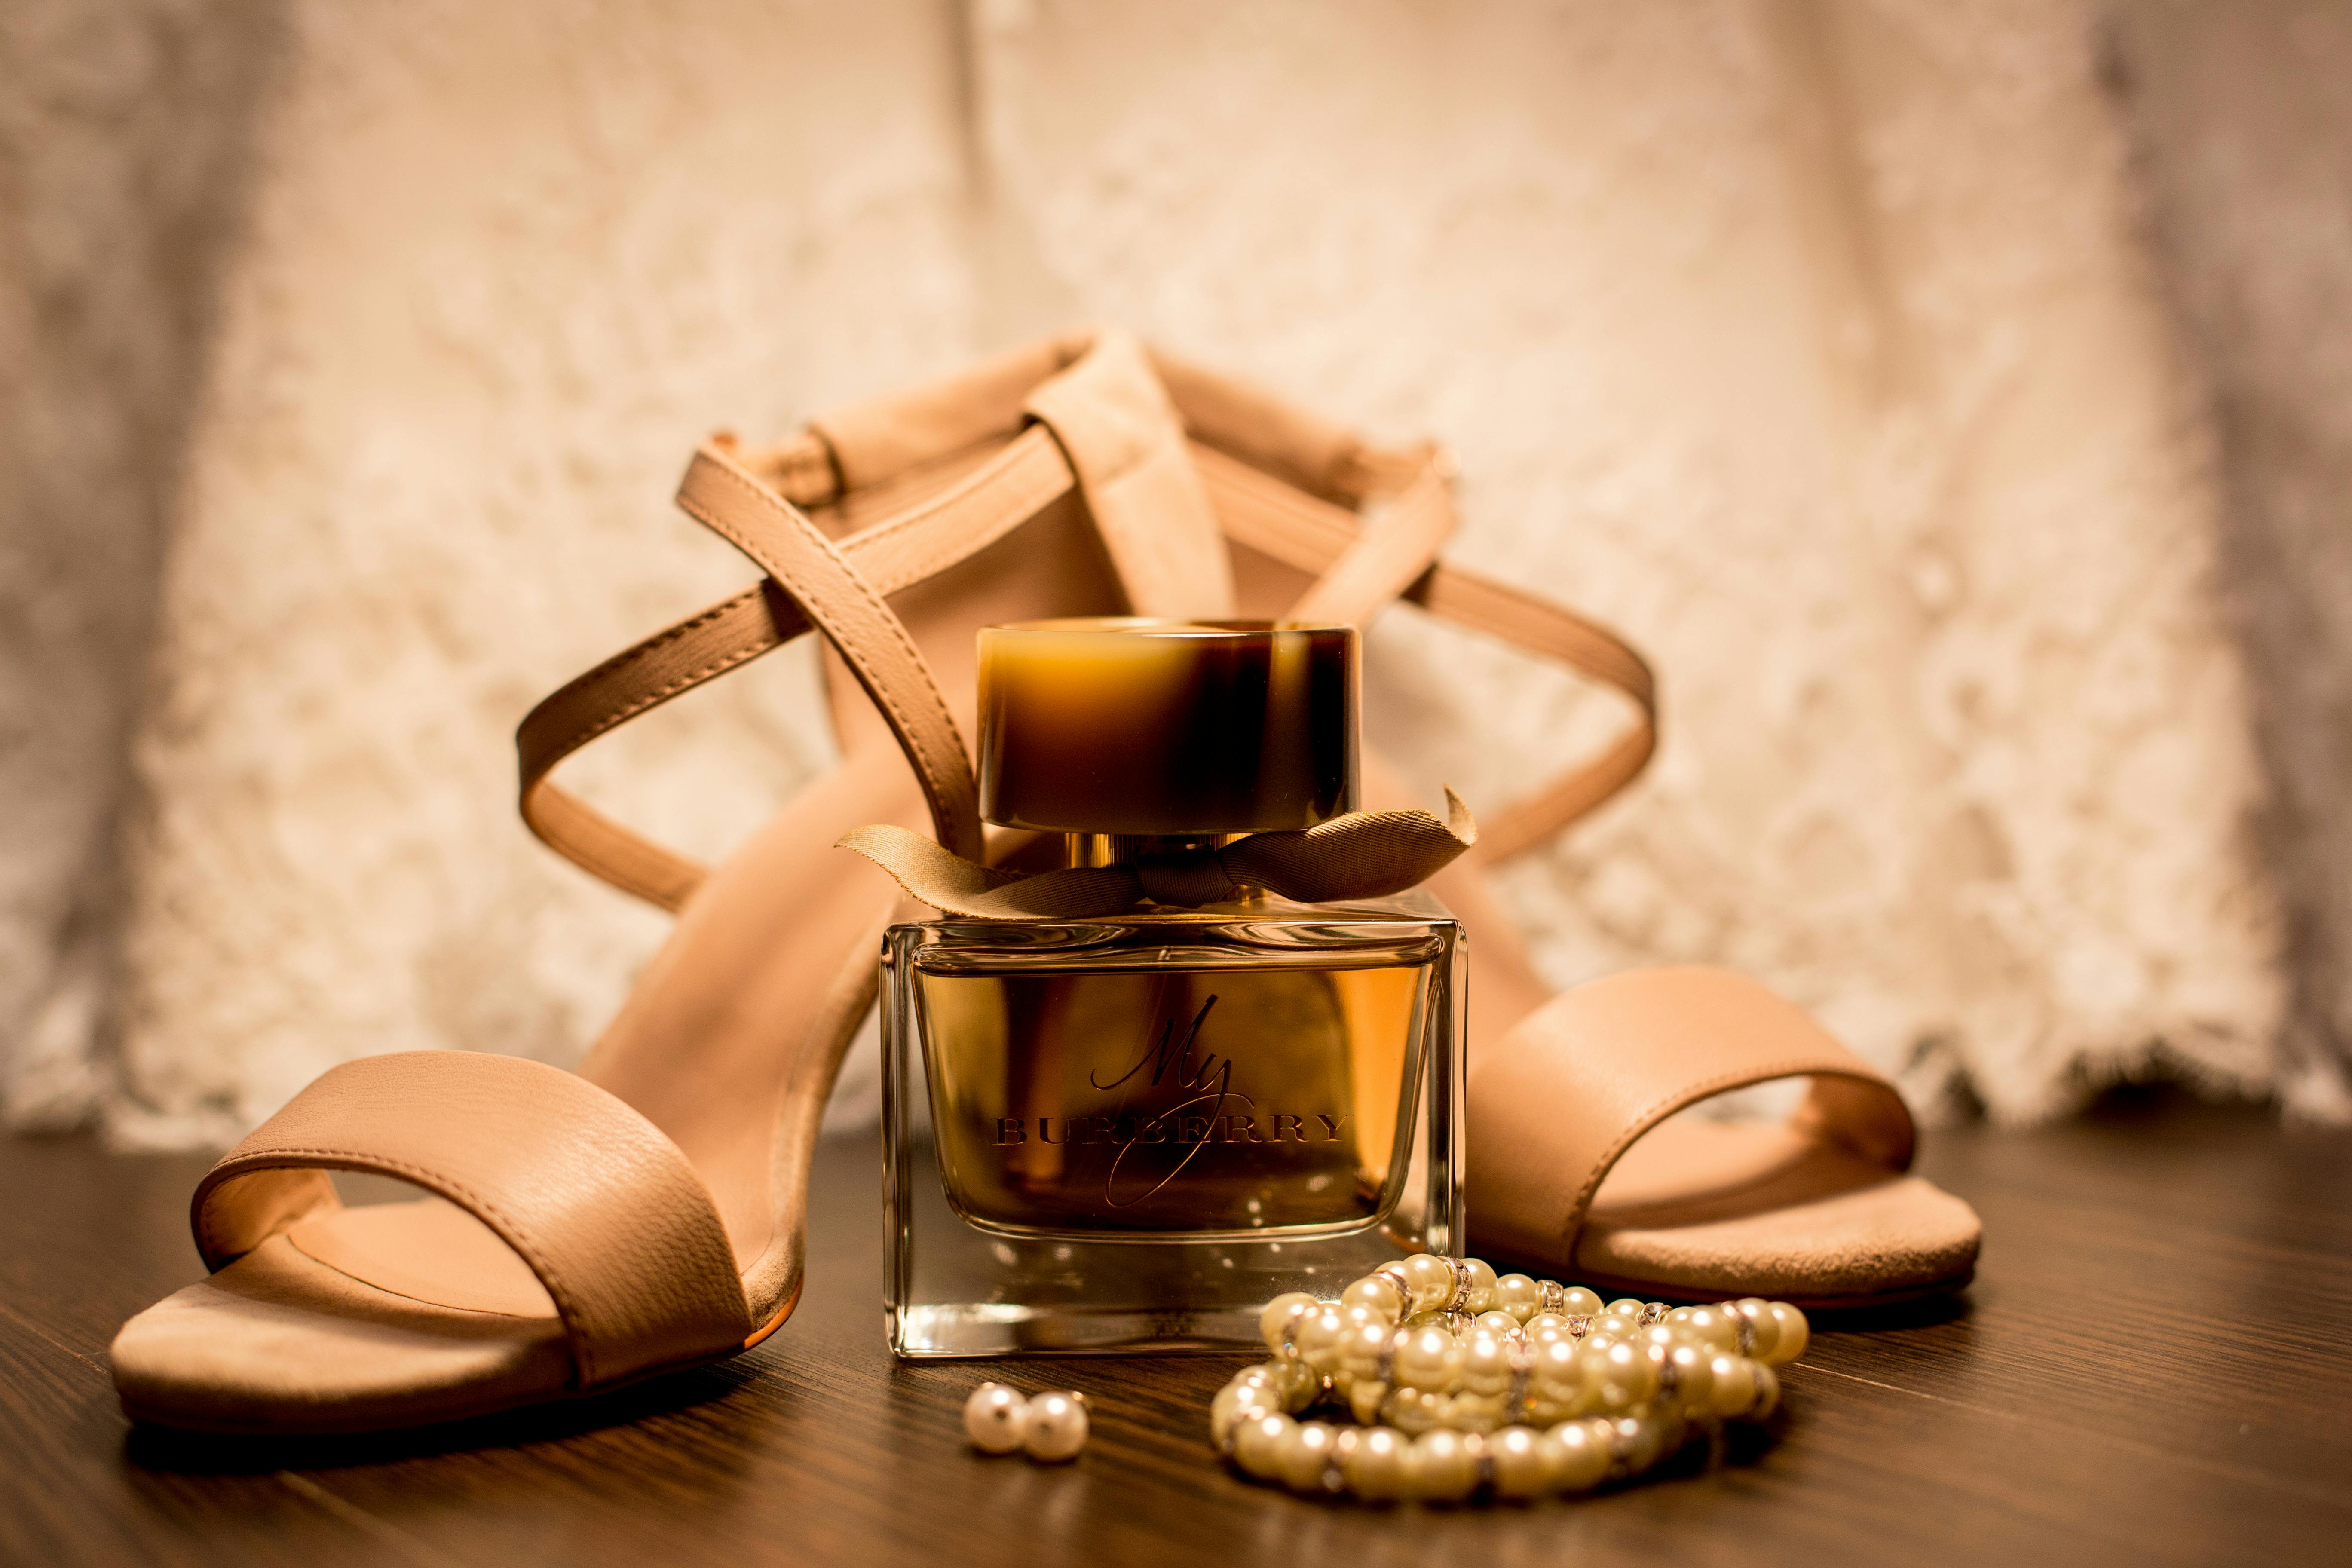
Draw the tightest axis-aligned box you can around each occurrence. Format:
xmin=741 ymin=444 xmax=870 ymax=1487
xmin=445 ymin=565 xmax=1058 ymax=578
xmin=888 ymin=1131 xmax=1447 ymax=1357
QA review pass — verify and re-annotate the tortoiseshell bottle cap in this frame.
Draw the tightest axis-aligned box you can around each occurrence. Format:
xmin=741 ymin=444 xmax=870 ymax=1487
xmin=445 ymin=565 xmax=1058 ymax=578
xmin=977 ymin=618 xmax=1359 ymax=836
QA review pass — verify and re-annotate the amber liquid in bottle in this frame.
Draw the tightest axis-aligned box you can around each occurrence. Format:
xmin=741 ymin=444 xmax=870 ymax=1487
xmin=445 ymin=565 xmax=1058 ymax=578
xmin=918 ymin=947 xmax=1437 ymax=1238
xmin=884 ymin=892 xmax=1462 ymax=1357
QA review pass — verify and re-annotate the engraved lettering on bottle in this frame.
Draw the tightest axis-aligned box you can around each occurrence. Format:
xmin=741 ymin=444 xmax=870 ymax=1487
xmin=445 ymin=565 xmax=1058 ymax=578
xmin=981 ymin=995 xmax=1356 ymax=1207
xmin=1090 ymin=996 xmax=1240 ymax=1205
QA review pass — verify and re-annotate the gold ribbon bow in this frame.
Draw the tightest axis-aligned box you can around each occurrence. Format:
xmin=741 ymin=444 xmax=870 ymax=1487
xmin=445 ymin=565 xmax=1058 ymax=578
xmin=837 ymin=790 xmax=1477 ymax=920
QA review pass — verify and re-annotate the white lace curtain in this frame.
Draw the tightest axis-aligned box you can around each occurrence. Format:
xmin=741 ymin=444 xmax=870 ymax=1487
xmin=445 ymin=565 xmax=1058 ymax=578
xmin=2 ymin=0 xmax=2345 ymax=1145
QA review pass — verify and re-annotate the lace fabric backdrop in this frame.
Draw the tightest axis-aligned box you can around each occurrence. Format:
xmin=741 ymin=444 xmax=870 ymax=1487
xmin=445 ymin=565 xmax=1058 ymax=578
xmin=0 ymin=0 xmax=2343 ymax=1145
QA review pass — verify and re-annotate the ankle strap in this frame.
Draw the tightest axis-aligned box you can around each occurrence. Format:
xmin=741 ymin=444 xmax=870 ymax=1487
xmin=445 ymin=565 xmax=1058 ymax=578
xmin=519 ymin=425 xmax=1073 ymax=906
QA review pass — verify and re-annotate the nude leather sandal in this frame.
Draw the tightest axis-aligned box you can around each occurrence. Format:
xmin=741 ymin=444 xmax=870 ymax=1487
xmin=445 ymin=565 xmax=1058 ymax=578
xmin=111 ymin=331 xmax=1276 ymax=1433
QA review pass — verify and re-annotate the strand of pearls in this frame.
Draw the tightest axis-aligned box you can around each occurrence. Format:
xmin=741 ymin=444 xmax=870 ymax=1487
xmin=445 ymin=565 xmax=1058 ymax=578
xmin=1210 ymin=1254 xmax=1810 ymax=1504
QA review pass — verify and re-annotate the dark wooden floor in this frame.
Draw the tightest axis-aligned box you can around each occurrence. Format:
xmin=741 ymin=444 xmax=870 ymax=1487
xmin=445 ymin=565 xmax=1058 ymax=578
xmin=3 ymin=1086 xmax=2346 ymax=1568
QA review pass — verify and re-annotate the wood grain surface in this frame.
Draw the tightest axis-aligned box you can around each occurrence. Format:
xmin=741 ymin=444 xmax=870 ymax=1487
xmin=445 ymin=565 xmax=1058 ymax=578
xmin=2 ymin=1085 xmax=2345 ymax=1567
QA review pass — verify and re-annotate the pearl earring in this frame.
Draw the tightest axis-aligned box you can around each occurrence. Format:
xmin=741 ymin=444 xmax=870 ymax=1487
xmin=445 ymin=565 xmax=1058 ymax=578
xmin=964 ymin=1382 xmax=1091 ymax=1462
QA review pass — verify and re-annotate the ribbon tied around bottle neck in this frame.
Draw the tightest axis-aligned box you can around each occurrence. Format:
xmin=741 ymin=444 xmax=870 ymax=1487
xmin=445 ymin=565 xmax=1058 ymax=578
xmin=837 ymin=789 xmax=1476 ymax=920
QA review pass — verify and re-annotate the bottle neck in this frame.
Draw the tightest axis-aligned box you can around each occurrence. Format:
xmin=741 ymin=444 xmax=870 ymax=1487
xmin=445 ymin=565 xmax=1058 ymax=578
xmin=1059 ymin=833 xmax=1237 ymax=870
xmin=1059 ymin=832 xmax=1272 ymax=908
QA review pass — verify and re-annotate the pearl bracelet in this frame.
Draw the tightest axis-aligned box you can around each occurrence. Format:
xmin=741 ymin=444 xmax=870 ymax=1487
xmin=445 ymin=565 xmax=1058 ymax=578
xmin=1211 ymin=1255 xmax=1809 ymax=1504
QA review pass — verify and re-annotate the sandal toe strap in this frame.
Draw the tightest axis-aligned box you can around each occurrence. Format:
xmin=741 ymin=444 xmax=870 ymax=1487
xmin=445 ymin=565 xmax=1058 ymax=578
xmin=1467 ymin=967 xmax=1916 ymax=1258
xmin=191 ymin=1051 xmax=753 ymax=1389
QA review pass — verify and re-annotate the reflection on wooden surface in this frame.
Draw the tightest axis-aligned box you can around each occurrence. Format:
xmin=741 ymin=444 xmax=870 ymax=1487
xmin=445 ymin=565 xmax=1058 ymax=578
xmin=2 ymin=1087 xmax=2347 ymax=1566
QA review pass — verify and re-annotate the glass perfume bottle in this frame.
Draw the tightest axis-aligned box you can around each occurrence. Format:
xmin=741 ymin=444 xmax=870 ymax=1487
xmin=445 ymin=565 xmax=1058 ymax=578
xmin=882 ymin=619 xmax=1466 ymax=1357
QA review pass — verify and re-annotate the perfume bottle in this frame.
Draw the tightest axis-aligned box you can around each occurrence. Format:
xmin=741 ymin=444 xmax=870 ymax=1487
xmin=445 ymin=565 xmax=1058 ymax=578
xmin=882 ymin=618 xmax=1466 ymax=1357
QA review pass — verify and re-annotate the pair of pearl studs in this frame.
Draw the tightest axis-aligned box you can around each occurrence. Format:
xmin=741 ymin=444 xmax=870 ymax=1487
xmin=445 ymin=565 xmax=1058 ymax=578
xmin=964 ymin=1382 xmax=1090 ymax=1462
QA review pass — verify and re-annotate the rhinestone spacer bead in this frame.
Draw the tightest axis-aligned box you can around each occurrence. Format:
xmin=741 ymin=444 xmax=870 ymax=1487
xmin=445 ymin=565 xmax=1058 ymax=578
xmin=1446 ymin=1257 xmax=1476 ymax=1312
